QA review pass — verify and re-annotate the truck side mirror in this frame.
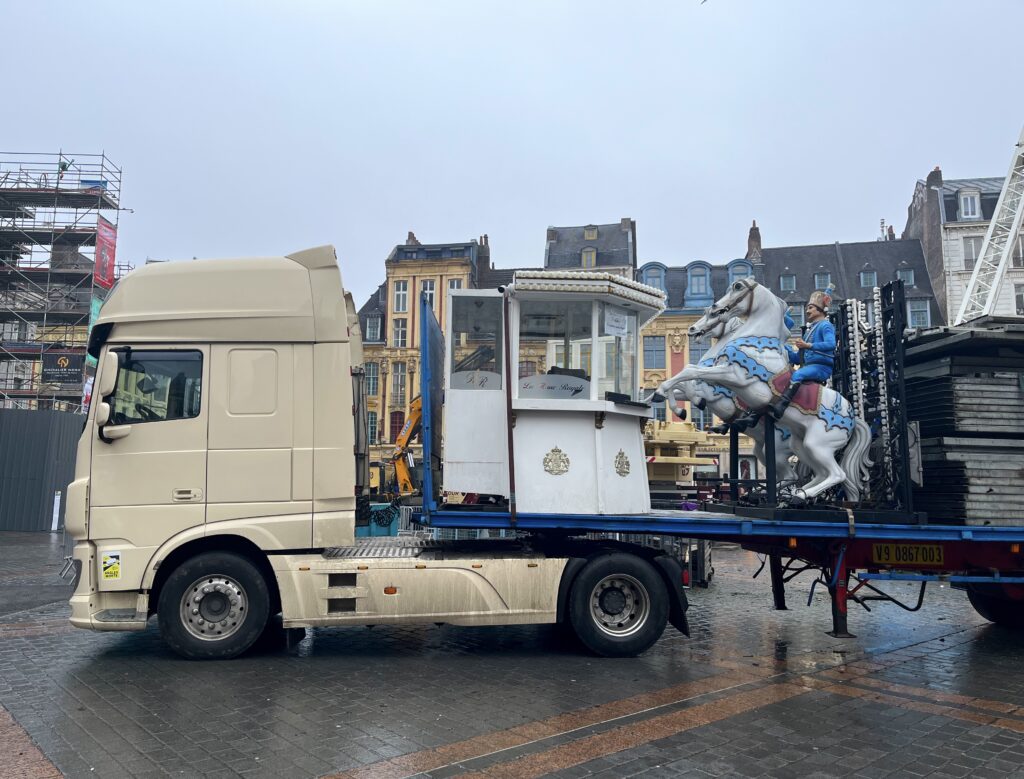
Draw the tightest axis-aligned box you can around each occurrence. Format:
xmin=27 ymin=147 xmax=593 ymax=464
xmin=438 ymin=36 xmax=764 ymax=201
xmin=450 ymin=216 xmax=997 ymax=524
xmin=96 ymin=401 xmax=111 ymax=426
xmin=97 ymin=351 xmax=119 ymax=398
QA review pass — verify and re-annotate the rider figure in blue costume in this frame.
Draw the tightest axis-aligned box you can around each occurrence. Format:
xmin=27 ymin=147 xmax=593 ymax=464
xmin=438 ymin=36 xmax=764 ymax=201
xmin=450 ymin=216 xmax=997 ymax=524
xmin=768 ymin=288 xmax=835 ymax=419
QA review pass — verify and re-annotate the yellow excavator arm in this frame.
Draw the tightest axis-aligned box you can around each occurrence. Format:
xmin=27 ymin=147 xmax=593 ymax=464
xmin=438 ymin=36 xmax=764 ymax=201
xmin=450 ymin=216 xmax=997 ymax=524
xmin=389 ymin=396 xmax=422 ymax=496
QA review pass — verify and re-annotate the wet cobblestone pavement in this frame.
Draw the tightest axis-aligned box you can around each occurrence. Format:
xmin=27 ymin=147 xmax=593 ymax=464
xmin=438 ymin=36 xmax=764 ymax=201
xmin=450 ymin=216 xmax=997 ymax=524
xmin=2 ymin=532 xmax=1024 ymax=778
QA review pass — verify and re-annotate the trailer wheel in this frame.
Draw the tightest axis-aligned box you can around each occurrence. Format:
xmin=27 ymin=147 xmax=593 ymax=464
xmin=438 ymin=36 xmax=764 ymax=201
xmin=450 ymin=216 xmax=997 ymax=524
xmin=157 ymin=552 xmax=270 ymax=659
xmin=967 ymin=586 xmax=1024 ymax=629
xmin=568 ymin=554 xmax=668 ymax=657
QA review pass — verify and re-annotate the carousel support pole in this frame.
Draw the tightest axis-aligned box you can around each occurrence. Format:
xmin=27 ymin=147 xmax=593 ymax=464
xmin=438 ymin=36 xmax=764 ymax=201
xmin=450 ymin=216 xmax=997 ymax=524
xmin=826 ymin=544 xmax=855 ymax=638
xmin=769 ymin=552 xmax=788 ymax=610
xmin=729 ymin=425 xmax=739 ymax=502
xmin=764 ymin=414 xmax=777 ymax=505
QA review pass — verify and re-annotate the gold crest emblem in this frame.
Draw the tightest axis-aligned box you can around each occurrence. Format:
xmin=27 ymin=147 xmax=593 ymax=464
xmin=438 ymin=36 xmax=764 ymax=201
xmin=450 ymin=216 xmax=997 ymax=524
xmin=614 ymin=449 xmax=630 ymax=477
xmin=543 ymin=446 xmax=570 ymax=476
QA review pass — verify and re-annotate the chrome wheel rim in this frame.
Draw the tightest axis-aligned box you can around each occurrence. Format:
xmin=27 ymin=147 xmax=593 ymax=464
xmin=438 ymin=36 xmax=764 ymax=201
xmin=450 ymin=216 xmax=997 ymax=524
xmin=589 ymin=574 xmax=650 ymax=637
xmin=179 ymin=574 xmax=247 ymax=641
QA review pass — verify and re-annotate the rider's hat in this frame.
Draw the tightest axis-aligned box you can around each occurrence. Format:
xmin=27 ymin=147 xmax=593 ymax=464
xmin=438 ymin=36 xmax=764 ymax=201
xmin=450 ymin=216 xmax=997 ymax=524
xmin=808 ymin=287 xmax=833 ymax=313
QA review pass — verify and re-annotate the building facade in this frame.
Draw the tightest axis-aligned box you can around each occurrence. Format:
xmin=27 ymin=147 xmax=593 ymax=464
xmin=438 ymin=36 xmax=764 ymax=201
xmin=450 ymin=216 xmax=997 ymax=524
xmin=636 ymin=257 xmax=755 ymax=430
xmin=545 ymin=219 xmax=637 ymax=277
xmin=902 ymin=168 xmax=1024 ymax=321
xmin=357 ymin=233 xmax=489 ymax=472
xmin=756 ymin=236 xmax=941 ymax=331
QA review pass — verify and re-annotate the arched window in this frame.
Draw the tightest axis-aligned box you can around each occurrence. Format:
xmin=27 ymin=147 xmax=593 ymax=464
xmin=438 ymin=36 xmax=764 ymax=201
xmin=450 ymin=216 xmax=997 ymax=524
xmin=728 ymin=261 xmax=752 ymax=284
xmin=685 ymin=263 xmax=713 ymax=307
xmin=581 ymin=247 xmax=597 ymax=268
xmin=640 ymin=264 xmax=666 ymax=291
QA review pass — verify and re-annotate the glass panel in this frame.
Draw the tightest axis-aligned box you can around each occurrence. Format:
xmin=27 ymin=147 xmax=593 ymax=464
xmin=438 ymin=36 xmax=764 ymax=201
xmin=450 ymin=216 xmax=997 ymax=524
xmin=367 ymin=411 xmax=378 ymax=443
xmin=392 ymin=362 xmax=406 ymax=405
xmin=643 ymin=336 xmax=665 ymax=369
xmin=365 ymin=362 xmax=378 ymax=396
xmin=450 ymin=296 xmax=503 ymax=390
xmin=392 ymin=319 xmax=407 ymax=348
xmin=110 ymin=350 xmax=202 ymax=425
xmin=598 ymin=303 xmax=638 ymax=400
xmin=780 ymin=275 xmax=796 ymax=291
xmin=393 ymin=281 xmax=408 ymax=313
xmin=518 ymin=300 xmax=593 ymax=399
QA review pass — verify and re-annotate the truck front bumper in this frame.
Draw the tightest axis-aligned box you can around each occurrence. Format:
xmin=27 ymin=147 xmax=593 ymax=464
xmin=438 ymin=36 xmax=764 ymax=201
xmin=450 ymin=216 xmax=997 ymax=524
xmin=68 ymin=541 xmax=149 ymax=632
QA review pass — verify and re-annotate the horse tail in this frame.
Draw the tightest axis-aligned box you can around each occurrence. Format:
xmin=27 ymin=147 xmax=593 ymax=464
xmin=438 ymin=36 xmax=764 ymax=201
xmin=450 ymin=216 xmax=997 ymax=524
xmin=840 ymin=417 xmax=873 ymax=501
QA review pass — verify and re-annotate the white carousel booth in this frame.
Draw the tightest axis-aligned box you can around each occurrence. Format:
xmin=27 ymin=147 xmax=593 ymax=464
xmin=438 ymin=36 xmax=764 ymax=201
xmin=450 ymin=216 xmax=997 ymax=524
xmin=442 ymin=271 xmax=666 ymax=515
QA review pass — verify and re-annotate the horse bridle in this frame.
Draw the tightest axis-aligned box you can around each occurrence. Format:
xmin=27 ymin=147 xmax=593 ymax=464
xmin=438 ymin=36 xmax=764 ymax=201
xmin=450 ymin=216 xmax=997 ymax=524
xmin=711 ymin=277 xmax=757 ymax=318
xmin=691 ymin=278 xmax=757 ymax=336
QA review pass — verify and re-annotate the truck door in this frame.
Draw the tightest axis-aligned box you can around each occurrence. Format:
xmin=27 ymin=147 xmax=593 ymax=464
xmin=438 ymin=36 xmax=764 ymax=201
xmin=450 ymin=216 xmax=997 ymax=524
xmin=90 ymin=347 xmax=208 ymax=591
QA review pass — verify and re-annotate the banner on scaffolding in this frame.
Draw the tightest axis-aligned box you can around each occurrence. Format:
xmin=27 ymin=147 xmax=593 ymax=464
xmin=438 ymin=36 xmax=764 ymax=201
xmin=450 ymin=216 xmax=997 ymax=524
xmin=42 ymin=353 xmax=84 ymax=384
xmin=94 ymin=216 xmax=117 ymax=289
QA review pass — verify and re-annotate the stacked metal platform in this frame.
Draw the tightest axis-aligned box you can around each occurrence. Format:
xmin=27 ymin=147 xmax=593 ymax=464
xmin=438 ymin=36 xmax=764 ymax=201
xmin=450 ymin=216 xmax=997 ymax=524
xmin=904 ymin=318 xmax=1024 ymax=525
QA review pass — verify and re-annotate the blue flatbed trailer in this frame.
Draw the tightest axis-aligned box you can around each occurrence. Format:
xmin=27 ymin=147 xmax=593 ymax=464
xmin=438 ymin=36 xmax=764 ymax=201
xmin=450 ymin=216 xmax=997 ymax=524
xmin=414 ymin=293 xmax=1024 ymax=635
xmin=414 ymin=506 xmax=1024 ymax=636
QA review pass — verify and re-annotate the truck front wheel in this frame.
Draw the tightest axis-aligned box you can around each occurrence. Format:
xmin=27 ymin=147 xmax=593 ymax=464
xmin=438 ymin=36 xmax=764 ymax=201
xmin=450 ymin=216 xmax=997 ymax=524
xmin=568 ymin=554 xmax=668 ymax=657
xmin=157 ymin=552 xmax=270 ymax=659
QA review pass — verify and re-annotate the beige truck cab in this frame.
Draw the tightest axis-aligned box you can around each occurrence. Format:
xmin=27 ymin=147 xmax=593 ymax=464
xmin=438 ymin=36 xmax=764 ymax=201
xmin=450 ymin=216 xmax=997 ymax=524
xmin=66 ymin=246 xmax=688 ymax=659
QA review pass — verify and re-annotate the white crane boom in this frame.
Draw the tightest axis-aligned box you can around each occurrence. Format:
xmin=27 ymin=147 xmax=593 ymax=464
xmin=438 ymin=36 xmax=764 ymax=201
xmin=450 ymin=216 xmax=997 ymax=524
xmin=953 ymin=125 xmax=1024 ymax=325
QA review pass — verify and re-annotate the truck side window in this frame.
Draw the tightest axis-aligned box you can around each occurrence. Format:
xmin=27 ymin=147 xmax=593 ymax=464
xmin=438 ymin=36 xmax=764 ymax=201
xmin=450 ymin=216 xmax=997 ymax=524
xmin=109 ymin=350 xmax=202 ymax=425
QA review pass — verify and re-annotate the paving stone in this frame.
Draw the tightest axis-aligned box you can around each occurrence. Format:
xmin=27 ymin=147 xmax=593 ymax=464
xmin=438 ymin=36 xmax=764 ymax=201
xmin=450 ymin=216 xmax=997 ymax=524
xmin=2 ymin=534 xmax=1024 ymax=778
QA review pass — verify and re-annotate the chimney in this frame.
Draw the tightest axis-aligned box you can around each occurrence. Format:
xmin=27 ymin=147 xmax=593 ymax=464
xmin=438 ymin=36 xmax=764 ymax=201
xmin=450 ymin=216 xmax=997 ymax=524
xmin=483 ymin=233 xmax=489 ymax=246
xmin=745 ymin=219 xmax=762 ymax=260
xmin=406 ymin=231 xmax=421 ymax=246
xmin=887 ymin=225 xmax=896 ymax=241
xmin=546 ymin=227 xmax=557 ymax=242
xmin=620 ymin=217 xmax=632 ymax=232
xmin=925 ymin=166 xmax=943 ymax=189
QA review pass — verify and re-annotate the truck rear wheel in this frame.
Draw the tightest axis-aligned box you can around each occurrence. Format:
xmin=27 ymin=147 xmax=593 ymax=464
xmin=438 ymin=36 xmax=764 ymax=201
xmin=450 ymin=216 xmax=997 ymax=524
xmin=568 ymin=553 xmax=668 ymax=657
xmin=157 ymin=552 xmax=270 ymax=659
xmin=967 ymin=586 xmax=1024 ymax=629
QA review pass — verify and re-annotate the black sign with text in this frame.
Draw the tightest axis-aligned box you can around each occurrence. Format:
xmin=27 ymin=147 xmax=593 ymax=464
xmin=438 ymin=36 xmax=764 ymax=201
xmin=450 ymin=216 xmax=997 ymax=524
xmin=41 ymin=353 xmax=84 ymax=384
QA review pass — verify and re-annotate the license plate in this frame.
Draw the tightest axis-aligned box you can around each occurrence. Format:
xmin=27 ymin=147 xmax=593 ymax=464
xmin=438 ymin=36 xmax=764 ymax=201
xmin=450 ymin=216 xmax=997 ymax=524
xmin=871 ymin=543 xmax=944 ymax=566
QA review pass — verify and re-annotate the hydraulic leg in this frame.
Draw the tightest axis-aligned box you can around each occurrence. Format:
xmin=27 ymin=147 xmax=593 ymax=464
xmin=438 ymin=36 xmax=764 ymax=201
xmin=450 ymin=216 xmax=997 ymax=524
xmin=769 ymin=553 xmax=788 ymax=610
xmin=826 ymin=545 xmax=855 ymax=638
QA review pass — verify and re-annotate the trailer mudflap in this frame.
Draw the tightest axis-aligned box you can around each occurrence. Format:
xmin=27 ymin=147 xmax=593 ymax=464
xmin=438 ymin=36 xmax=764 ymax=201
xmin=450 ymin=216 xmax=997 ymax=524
xmin=653 ymin=555 xmax=690 ymax=637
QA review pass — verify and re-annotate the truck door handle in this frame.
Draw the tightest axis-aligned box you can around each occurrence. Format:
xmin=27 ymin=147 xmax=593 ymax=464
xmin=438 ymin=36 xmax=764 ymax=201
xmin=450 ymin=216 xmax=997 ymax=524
xmin=172 ymin=488 xmax=203 ymax=502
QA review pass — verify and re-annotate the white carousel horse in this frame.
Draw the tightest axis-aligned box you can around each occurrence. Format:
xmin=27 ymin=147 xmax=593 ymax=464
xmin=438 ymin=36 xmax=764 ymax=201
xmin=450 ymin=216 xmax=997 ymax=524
xmin=661 ymin=318 xmax=800 ymax=487
xmin=660 ymin=278 xmax=872 ymax=501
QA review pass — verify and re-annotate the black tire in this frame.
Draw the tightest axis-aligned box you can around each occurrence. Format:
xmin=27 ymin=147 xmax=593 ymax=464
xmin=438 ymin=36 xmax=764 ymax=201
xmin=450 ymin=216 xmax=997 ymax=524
xmin=967 ymin=586 xmax=1024 ymax=629
xmin=157 ymin=551 xmax=270 ymax=659
xmin=568 ymin=553 xmax=668 ymax=657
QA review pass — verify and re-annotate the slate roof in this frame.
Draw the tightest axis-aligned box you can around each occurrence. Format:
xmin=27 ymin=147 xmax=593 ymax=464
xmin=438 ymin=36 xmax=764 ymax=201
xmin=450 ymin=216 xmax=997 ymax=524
xmin=545 ymin=221 xmax=636 ymax=271
xmin=939 ymin=177 xmax=1004 ymax=224
xmin=758 ymin=239 xmax=943 ymax=324
xmin=357 ymin=282 xmax=387 ymax=344
xmin=639 ymin=260 xmax=748 ymax=311
xmin=476 ymin=264 xmax=534 ymax=290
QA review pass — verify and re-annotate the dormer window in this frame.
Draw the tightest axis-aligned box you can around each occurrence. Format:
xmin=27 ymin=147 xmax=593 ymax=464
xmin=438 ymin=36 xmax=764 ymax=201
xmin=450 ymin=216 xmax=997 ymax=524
xmin=584 ymin=225 xmax=598 ymax=240
xmin=640 ymin=265 xmax=666 ymax=292
xmin=581 ymin=247 xmax=597 ymax=268
xmin=860 ymin=270 xmax=877 ymax=287
xmin=366 ymin=315 xmax=381 ymax=341
xmin=689 ymin=267 xmax=708 ymax=295
xmin=728 ymin=261 xmax=752 ymax=284
xmin=780 ymin=274 xmax=796 ymax=292
xmin=960 ymin=190 xmax=980 ymax=219
xmin=814 ymin=271 xmax=831 ymax=290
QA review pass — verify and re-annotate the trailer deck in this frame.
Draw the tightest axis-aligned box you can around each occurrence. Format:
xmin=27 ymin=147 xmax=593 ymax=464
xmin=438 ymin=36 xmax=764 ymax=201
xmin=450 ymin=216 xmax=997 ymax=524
xmin=417 ymin=507 xmax=1024 ymax=542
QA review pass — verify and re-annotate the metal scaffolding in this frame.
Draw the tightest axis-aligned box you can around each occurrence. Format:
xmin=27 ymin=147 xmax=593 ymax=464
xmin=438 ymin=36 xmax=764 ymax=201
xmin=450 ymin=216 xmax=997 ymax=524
xmin=0 ymin=151 xmax=124 ymax=411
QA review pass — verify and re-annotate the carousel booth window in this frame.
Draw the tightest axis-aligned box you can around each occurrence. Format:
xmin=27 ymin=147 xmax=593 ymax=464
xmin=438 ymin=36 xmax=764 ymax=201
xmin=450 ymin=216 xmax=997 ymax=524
xmin=518 ymin=299 xmax=594 ymax=399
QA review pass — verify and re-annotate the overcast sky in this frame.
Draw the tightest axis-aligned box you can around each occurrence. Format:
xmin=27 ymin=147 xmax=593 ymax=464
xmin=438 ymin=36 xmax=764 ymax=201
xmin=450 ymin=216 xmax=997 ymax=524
xmin=5 ymin=0 xmax=1022 ymax=305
